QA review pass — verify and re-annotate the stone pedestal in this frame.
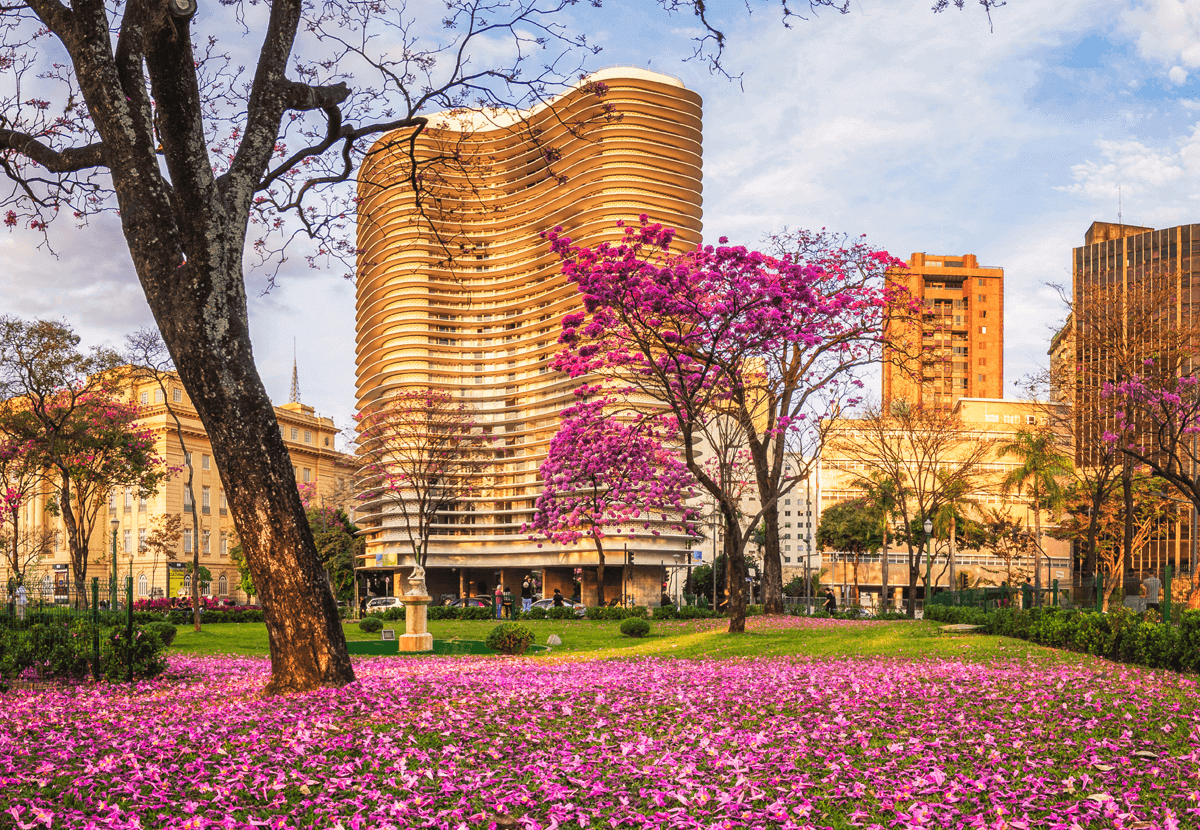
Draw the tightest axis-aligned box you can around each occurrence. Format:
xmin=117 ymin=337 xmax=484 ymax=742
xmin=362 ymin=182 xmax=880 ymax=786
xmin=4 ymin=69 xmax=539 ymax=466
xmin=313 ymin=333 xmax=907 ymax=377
xmin=400 ymin=595 xmax=433 ymax=652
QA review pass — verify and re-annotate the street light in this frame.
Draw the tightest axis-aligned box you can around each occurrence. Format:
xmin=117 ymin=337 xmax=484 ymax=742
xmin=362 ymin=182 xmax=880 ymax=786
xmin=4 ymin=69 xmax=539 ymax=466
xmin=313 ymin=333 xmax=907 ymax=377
xmin=110 ymin=518 xmax=120 ymax=607
xmin=923 ymin=518 xmax=933 ymax=606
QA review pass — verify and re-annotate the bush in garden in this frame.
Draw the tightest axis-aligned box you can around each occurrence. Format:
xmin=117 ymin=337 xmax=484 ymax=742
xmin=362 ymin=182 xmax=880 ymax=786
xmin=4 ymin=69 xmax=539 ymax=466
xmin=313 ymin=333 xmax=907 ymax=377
xmin=1179 ymin=610 xmax=1200 ymax=673
xmin=460 ymin=606 xmax=494 ymax=621
xmin=143 ymin=622 xmax=178 ymax=648
xmin=546 ymin=607 xmax=576 ymax=621
xmin=619 ymin=617 xmax=650 ymax=638
xmin=428 ymin=606 xmax=459 ymax=621
xmin=97 ymin=625 xmax=168 ymax=681
xmin=359 ymin=617 xmax=383 ymax=633
xmin=485 ymin=622 xmax=534 ymax=655
xmin=526 ymin=606 xmax=547 ymax=620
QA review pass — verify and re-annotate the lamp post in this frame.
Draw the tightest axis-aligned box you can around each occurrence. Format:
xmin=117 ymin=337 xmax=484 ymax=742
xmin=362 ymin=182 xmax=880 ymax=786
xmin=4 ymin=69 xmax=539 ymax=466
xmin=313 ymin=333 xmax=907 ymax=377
xmin=923 ymin=518 xmax=933 ymax=607
xmin=110 ymin=518 xmax=120 ymax=607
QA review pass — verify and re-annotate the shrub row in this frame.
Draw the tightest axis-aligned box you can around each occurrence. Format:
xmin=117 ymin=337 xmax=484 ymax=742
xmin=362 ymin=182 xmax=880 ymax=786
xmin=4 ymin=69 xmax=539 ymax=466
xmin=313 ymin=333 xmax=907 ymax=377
xmin=0 ymin=619 xmax=170 ymax=685
xmin=926 ymin=604 xmax=1200 ymax=673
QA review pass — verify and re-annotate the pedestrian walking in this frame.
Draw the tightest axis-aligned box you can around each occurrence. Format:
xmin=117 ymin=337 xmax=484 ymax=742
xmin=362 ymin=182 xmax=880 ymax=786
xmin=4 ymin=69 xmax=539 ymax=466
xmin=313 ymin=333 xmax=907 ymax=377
xmin=15 ymin=583 xmax=27 ymax=621
xmin=823 ymin=587 xmax=836 ymax=616
xmin=502 ymin=586 xmax=514 ymax=619
xmin=1143 ymin=571 xmax=1162 ymax=613
xmin=494 ymin=583 xmax=503 ymax=619
xmin=552 ymin=588 xmax=565 ymax=607
xmin=520 ymin=578 xmax=533 ymax=613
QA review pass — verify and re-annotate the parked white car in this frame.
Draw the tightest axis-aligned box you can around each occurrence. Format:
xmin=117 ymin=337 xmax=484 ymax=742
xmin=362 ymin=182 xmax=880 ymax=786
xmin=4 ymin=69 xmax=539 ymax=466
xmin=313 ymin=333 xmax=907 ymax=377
xmin=365 ymin=596 xmax=404 ymax=612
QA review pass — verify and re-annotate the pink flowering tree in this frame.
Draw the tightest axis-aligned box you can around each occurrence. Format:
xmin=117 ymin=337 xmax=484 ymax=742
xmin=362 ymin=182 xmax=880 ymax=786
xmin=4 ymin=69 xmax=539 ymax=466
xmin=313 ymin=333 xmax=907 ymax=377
xmin=356 ymin=389 xmax=491 ymax=573
xmin=0 ymin=432 xmax=48 ymax=587
xmin=1103 ymin=367 xmax=1200 ymax=595
xmin=526 ymin=393 xmax=698 ymax=606
xmin=547 ymin=217 xmax=881 ymax=631
xmin=0 ymin=317 xmax=170 ymax=606
xmin=749 ymin=229 xmax=911 ymax=612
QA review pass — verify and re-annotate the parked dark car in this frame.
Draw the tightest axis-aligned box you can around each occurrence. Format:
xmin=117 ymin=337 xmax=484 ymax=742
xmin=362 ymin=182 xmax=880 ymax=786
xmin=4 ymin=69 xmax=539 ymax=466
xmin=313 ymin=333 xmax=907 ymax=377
xmin=446 ymin=596 xmax=492 ymax=608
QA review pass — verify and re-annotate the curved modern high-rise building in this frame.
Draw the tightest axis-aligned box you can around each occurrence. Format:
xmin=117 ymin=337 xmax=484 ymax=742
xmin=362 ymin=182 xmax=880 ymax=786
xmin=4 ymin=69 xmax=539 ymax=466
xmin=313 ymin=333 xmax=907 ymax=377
xmin=354 ymin=68 xmax=703 ymax=604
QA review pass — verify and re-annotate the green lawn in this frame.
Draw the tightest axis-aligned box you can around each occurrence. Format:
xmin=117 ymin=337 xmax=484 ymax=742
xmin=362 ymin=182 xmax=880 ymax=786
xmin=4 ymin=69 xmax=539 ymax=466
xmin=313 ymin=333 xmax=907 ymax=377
xmin=170 ymin=615 xmax=1096 ymax=667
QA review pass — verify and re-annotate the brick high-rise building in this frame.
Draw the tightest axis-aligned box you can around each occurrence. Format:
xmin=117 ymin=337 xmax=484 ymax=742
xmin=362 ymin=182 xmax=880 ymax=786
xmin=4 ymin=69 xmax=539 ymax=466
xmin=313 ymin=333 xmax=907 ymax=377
xmin=883 ymin=253 xmax=1004 ymax=412
xmin=354 ymin=69 xmax=704 ymax=605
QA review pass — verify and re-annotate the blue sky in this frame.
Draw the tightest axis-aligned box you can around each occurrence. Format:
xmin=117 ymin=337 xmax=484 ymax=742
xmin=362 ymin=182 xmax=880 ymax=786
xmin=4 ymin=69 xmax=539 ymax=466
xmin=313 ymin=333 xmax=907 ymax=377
xmin=5 ymin=0 xmax=1200 ymax=446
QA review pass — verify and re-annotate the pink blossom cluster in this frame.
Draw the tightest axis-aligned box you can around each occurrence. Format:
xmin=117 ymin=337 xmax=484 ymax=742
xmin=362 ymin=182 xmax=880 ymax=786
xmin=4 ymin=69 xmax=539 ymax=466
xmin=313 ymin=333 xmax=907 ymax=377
xmin=2 ymin=653 xmax=1196 ymax=829
xmin=525 ymin=394 xmax=698 ymax=546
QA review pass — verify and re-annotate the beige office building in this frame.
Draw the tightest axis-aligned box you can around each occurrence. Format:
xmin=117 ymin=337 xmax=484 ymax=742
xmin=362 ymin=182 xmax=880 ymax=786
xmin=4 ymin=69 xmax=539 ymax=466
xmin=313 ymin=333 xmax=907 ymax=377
xmin=354 ymin=68 xmax=704 ymax=603
xmin=819 ymin=398 xmax=1070 ymax=607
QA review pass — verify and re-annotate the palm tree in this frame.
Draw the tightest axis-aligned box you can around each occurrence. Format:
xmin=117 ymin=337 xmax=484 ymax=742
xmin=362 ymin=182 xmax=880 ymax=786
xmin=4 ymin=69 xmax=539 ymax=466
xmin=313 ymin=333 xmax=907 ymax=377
xmin=854 ymin=474 xmax=904 ymax=612
xmin=997 ymin=429 xmax=1072 ymax=606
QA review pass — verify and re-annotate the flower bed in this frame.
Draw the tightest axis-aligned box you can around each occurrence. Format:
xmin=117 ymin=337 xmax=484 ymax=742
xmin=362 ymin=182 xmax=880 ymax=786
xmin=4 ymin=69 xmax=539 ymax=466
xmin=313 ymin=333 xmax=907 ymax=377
xmin=3 ymin=652 xmax=1197 ymax=829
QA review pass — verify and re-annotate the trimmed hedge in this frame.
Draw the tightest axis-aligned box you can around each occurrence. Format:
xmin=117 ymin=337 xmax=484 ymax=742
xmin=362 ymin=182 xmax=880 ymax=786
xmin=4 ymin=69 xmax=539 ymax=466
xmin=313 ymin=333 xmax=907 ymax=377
xmin=925 ymin=604 xmax=1200 ymax=673
xmin=485 ymin=622 xmax=535 ymax=655
xmin=358 ymin=617 xmax=384 ymax=633
xmin=619 ymin=618 xmax=650 ymax=638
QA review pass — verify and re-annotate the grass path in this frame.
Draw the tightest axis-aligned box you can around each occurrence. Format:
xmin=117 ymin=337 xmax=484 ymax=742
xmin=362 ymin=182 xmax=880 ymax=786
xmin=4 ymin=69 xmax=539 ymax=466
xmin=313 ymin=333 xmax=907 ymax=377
xmin=170 ymin=615 xmax=1104 ymax=670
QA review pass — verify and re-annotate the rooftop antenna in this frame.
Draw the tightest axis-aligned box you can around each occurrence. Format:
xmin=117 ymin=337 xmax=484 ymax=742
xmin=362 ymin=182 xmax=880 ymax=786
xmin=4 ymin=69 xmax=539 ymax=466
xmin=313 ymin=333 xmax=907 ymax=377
xmin=290 ymin=338 xmax=301 ymax=404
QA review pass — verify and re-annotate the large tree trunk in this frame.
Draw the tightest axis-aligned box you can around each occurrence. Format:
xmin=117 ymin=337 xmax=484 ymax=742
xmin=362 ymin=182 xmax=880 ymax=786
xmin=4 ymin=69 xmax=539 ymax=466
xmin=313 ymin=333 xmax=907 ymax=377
xmin=724 ymin=510 xmax=748 ymax=633
xmin=880 ymin=524 xmax=889 ymax=613
xmin=58 ymin=8 xmax=356 ymax=693
xmin=761 ymin=499 xmax=784 ymax=615
xmin=594 ymin=535 xmax=606 ymax=607
xmin=164 ymin=327 xmax=354 ymax=694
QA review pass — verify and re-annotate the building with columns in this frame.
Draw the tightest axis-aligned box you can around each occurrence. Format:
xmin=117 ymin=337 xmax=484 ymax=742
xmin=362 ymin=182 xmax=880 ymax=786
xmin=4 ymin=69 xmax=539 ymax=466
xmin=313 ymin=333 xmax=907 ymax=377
xmin=6 ymin=370 xmax=355 ymax=603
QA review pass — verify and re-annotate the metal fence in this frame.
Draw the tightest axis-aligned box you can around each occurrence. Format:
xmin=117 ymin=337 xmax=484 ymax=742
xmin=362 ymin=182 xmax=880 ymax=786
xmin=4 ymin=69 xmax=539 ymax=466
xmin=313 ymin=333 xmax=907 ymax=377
xmin=2 ymin=575 xmax=136 ymax=683
xmin=927 ymin=583 xmax=1072 ymax=611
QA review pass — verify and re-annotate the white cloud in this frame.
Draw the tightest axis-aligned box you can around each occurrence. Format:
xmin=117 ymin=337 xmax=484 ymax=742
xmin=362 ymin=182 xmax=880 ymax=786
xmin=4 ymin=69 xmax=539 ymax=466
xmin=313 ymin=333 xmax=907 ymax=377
xmin=1122 ymin=0 xmax=1200 ymax=79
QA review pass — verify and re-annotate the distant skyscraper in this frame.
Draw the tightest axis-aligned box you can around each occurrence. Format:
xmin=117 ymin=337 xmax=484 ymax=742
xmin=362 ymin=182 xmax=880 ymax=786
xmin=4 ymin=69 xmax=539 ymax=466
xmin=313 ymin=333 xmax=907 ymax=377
xmin=884 ymin=253 xmax=1004 ymax=412
xmin=354 ymin=68 xmax=703 ymax=604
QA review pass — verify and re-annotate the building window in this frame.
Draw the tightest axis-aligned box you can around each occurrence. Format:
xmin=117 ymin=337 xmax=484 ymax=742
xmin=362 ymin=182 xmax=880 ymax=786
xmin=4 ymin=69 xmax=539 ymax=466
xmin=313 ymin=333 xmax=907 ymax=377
xmin=139 ymin=494 xmax=147 ymax=512
xmin=978 ymin=374 xmax=986 ymax=383
xmin=184 ymin=574 xmax=192 ymax=592
xmin=140 ymin=391 xmax=148 ymax=405
xmin=290 ymin=427 xmax=299 ymax=440
xmin=324 ymin=437 xmax=330 ymax=447
xmin=979 ymin=357 xmax=986 ymax=366
xmin=1026 ymin=415 xmax=1037 ymax=425
xmin=202 ymin=486 xmax=211 ymax=514
xmin=173 ymin=387 xmax=182 ymax=403
xmin=55 ymin=530 xmax=62 ymax=550
xmin=201 ymin=579 xmax=211 ymax=597
xmin=183 ymin=528 xmax=194 ymax=553
xmin=138 ymin=574 xmax=148 ymax=597
xmin=977 ymin=278 xmax=985 ymax=286
xmin=124 ymin=487 xmax=133 ymax=512
xmin=220 ymin=532 xmax=228 ymax=557
xmin=139 ymin=528 xmax=147 ymax=552
xmin=977 ymin=294 xmax=986 ymax=303
xmin=154 ymin=389 xmax=163 ymax=404
xmin=304 ymin=430 xmax=312 ymax=444
xmin=302 ymin=468 xmax=311 ymax=482
xmin=202 ymin=530 xmax=211 ymax=555
xmin=185 ymin=451 xmax=192 ymax=467
xmin=220 ymin=490 xmax=227 ymax=515
xmin=218 ymin=574 xmax=228 ymax=596
xmin=123 ymin=529 xmax=132 ymax=553
xmin=980 ymin=326 xmax=987 ymax=334
xmin=183 ymin=488 xmax=194 ymax=512
xmin=202 ymin=454 xmax=210 ymax=470
xmin=109 ymin=490 xmax=116 ymax=513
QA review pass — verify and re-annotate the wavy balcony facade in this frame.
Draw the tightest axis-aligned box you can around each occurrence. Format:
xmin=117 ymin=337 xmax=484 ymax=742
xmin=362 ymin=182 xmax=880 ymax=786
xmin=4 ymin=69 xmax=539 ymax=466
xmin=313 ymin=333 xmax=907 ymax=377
xmin=354 ymin=68 xmax=703 ymax=600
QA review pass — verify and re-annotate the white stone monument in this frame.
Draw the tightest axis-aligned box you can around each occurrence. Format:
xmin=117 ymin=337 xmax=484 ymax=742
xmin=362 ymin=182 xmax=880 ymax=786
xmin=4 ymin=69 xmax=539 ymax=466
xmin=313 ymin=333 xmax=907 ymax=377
xmin=399 ymin=564 xmax=433 ymax=652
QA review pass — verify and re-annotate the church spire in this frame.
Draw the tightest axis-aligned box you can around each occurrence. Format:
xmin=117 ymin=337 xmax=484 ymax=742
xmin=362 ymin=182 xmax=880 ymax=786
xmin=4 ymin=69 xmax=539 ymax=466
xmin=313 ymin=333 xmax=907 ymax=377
xmin=290 ymin=339 xmax=301 ymax=404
